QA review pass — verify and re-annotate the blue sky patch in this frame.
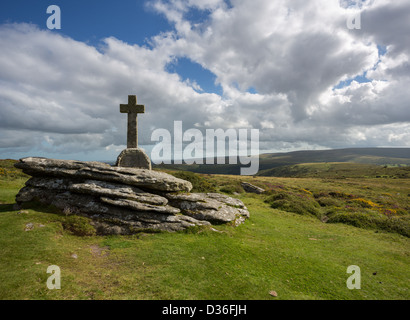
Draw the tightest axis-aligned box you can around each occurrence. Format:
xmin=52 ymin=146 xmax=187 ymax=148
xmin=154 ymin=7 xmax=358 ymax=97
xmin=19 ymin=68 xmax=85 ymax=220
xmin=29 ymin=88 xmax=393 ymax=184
xmin=247 ymin=87 xmax=259 ymax=94
xmin=333 ymin=45 xmax=387 ymax=90
xmin=333 ymin=72 xmax=371 ymax=90
xmin=184 ymin=6 xmax=212 ymax=25
xmin=0 ymin=0 xmax=171 ymax=46
xmin=166 ymin=57 xmax=223 ymax=95
xmin=377 ymin=44 xmax=387 ymax=56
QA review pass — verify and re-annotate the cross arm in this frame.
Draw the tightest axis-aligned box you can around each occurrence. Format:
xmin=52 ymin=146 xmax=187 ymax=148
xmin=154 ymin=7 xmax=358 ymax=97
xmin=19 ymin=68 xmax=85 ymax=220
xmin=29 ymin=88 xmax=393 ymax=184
xmin=120 ymin=104 xmax=145 ymax=113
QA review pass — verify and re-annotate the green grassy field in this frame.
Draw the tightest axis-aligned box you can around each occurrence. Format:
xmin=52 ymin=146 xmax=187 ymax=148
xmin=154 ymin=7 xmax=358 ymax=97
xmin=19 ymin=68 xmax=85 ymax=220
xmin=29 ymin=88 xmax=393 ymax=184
xmin=0 ymin=160 xmax=409 ymax=300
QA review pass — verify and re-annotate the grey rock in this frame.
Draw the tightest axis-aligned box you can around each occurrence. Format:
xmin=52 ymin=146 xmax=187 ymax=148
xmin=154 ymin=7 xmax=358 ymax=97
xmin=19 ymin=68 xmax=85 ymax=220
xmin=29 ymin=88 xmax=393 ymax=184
xmin=100 ymin=197 xmax=180 ymax=215
xmin=91 ymin=214 xmax=210 ymax=235
xmin=205 ymin=193 xmax=249 ymax=211
xmin=70 ymin=180 xmax=168 ymax=205
xmin=241 ymin=182 xmax=265 ymax=194
xmin=165 ymin=192 xmax=250 ymax=223
xmin=116 ymin=148 xmax=151 ymax=170
xmin=24 ymin=223 xmax=34 ymax=231
xmin=25 ymin=177 xmax=169 ymax=206
xmin=15 ymin=186 xmax=210 ymax=234
xmin=25 ymin=177 xmax=69 ymax=190
xmin=14 ymin=156 xmax=249 ymax=234
xmin=15 ymin=157 xmax=192 ymax=192
xmin=16 ymin=186 xmax=41 ymax=203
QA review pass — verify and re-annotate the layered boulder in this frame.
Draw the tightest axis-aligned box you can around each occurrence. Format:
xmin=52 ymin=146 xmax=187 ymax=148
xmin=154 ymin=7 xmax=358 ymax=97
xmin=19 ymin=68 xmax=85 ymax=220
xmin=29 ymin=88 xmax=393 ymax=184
xmin=240 ymin=182 xmax=265 ymax=194
xmin=14 ymin=157 xmax=249 ymax=234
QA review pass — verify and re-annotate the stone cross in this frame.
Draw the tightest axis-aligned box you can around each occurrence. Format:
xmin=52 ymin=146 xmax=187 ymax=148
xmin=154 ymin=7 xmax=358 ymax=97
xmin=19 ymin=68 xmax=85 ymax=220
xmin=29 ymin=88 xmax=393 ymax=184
xmin=120 ymin=95 xmax=145 ymax=149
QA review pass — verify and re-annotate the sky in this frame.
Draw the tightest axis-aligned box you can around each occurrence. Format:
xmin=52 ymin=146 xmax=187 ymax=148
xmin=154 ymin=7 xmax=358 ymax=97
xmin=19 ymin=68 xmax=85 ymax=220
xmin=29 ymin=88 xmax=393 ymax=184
xmin=0 ymin=0 xmax=409 ymax=161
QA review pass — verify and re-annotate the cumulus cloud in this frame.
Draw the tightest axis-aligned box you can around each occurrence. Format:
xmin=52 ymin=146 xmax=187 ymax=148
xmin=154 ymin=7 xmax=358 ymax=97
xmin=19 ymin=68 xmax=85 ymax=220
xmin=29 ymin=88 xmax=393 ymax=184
xmin=0 ymin=23 xmax=223 ymax=156
xmin=0 ymin=0 xmax=409 ymax=160
xmin=148 ymin=0 xmax=410 ymax=147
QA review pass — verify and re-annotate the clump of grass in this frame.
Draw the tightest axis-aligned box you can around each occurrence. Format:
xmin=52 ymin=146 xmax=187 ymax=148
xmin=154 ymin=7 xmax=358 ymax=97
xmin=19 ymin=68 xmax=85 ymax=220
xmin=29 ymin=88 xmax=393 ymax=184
xmin=316 ymin=197 xmax=343 ymax=207
xmin=169 ymin=171 xmax=217 ymax=193
xmin=182 ymin=225 xmax=213 ymax=234
xmin=259 ymin=182 xmax=286 ymax=194
xmin=264 ymin=191 xmax=322 ymax=218
xmin=219 ymin=185 xmax=241 ymax=194
xmin=328 ymin=191 xmax=356 ymax=199
xmin=0 ymin=159 xmax=29 ymax=180
xmin=350 ymin=198 xmax=379 ymax=208
xmin=260 ymin=181 xmax=410 ymax=238
xmin=328 ymin=211 xmax=380 ymax=229
xmin=384 ymin=216 xmax=410 ymax=237
xmin=383 ymin=208 xmax=408 ymax=216
xmin=218 ymin=181 xmax=244 ymax=194
xmin=328 ymin=211 xmax=410 ymax=237
xmin=62 ymin=215 xmax=96 ymax=236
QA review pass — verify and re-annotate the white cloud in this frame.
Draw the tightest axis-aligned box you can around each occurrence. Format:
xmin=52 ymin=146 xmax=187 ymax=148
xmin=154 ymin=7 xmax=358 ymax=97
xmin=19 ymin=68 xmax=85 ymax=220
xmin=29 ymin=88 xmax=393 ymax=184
xmin=148 ymin=0 xmax=410 ymax=145
xmin=0 ymin=0 xmax=410 ymax=160
xmin=0 ymin=23 xmax=225 ymax=156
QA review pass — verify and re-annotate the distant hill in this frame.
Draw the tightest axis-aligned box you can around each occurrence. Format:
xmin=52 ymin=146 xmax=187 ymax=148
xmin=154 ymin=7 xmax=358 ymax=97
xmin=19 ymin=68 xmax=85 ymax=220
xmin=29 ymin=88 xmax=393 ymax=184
xmin=257 ymin=162 xmax=410 ymax=178
xmin=153 ymin=148 xmax=410 ymax=177
xmin=259 ymin=147 xmax=410 ymax=168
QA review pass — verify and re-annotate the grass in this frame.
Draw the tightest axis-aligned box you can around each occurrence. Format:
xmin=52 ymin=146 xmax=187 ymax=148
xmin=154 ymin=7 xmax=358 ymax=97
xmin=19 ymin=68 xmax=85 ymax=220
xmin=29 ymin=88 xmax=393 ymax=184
xmin=257 ymin=162 xmax=410 ymax=178
xmin=219 ymin=175 xmax=410 ymax=237
xmin=160 ymin=169 xmax=218 ymax=193
xmin=0 ymin=160 xmax=409 ymax=300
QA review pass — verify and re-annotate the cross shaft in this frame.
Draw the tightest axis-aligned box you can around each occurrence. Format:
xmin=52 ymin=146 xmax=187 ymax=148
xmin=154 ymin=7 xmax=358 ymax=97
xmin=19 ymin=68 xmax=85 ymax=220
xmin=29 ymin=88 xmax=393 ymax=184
xmin=120 ymin=95 xmax=145 ymax=149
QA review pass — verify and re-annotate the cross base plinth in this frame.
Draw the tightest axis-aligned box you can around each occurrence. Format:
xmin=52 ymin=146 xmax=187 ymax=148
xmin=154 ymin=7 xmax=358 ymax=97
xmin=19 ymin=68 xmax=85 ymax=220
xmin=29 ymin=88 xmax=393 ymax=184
xmin=115 ymin=148 xmax=151 ymax=170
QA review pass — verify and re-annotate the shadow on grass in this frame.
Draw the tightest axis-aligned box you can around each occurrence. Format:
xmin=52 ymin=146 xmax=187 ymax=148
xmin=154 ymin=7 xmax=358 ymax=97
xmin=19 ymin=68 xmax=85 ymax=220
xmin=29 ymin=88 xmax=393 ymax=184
xmin=0 ymin=200 xmax=63 ymax=216
xmin=0 ymin=200 xmax=97 ymax=236
xmin=0 ymin=203 xmax=15 ymax=213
